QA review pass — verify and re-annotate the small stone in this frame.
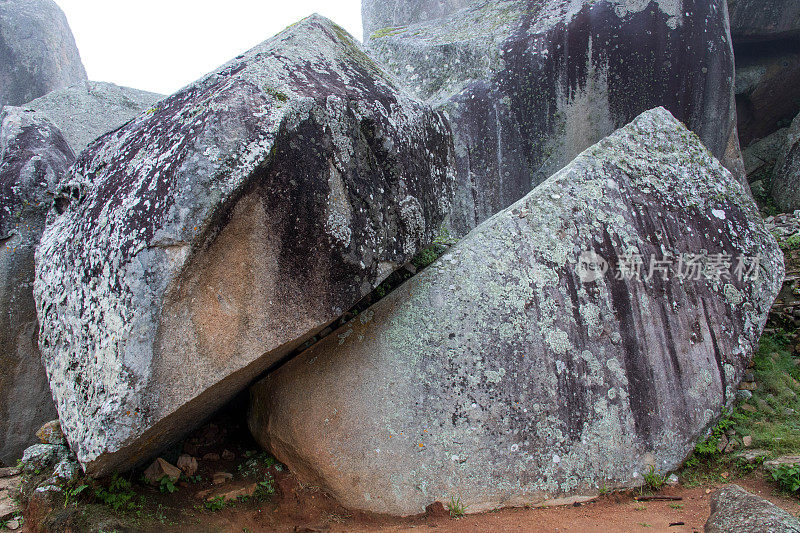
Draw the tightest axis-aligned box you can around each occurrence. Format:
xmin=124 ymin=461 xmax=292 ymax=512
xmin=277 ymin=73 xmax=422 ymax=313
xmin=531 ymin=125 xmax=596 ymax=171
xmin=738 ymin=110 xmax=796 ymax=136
xmin=5 ymin=518 xmax=19 ymax=530
xmin=717 ymin=434 xmax=730 ymax=453
xmin=221 ymin=449 xmax=235 ymax=461
xmin=743 ymin=372 xmax=755 ymax=383
xmin=176 ymin=454 xmax=198 ymax=477
xmin=211 ymin=483 xmax=258 ymax=502
xmin=734 ymin=449 xmax=770 ymax=463
xmin=739 ymin=382 xmax=757 ymax=391
xmin=666 ymin=474 xmax=679 ymax=486
xmin=743 ymin=436 xmax=753 ymax=447
xmin=35 ymin=420 xmax=65 ymax=445
xmin=143 ymin=458 xmax=181 ymax=485
xmin=203 ymin=453 xmax=220 ymax=462
xmin=741 ymin=404 xmax=758 ymax=413
xmin=212 ymin=472 xmax=233 ymax=485
xmin=736 ymin=390 xmax=753 ymax=401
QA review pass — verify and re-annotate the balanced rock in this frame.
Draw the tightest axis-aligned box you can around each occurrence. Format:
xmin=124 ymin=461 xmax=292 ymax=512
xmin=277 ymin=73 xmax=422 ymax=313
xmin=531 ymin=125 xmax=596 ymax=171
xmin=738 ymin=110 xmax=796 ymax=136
xmin=366 ymin=0 xmax=743 ymax=234
xmin=0 ymin=107 xmax=73 ymax=465
xmin=34 ymin=15 xmax=454 ymax=477
xmin=728 ymin=0 xmax=800 ymax=43
xmin=771 ymin=113 xmax=800 ymax=211
xmin=22 ymin=82 xmax=163 ymax=154
xmin=249 ymin=108 xmax=782 ymax=516
xmin=0 ymin=0 xmax=88 ymax=106
xmin=705 ymin=484 xmax=800 ymax=532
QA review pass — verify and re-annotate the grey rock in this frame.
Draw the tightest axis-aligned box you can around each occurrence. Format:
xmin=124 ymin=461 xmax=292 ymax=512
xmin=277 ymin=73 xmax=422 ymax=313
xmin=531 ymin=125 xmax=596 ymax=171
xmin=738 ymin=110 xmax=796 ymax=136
xmin=771 ymin=113 xmax=800 ymax=212
xmin=728 ymin=0 xmax=800 ymax=43
xmin=736 ymin=389 xmax=753 ymax=401
xmin=764 ymin=455 xmax=800 ymax=472
xmin=22 ymin=81 xmax=163 ymax=154
xmin=735 ymin=50 xmax=800 ymax=147
xmin=0 ymin=107 xmax=72 ymax=465
xmin=20 ymin=443 xmax=78 ymax=482
xmin=0 ymin=0 xmax=87 ymax=106
xmin=705 ymin=484 xmax=800 ymax=532
xmin=733 ymin=448 xmax=770 ymax=463
xmin=667 ymin=474 xmax=680 ymax=486
xmin=362 ymin=0 xmax=471 ymax=37
xmin=367 ymin=0 xmax=743 ymax=235
xmin=743 ymin=129 xmax=788 ymax=183
xmin=249 ymin=108 xmax=782 ymax=516
xmin=34 ymin=15 xmax=454 ymax=477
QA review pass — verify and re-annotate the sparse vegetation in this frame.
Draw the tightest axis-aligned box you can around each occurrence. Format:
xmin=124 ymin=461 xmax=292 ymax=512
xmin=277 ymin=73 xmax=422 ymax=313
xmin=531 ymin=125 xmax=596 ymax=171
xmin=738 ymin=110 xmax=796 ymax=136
xmin=93 ymin=473 xmax=141 ymax=512
xmin=642 ymin=466 xmax=667 ymax=492
xmin=159 ymin=475 xmax=178 ymax=494
xmin=446 ymin=496 xmax=466 ymax=518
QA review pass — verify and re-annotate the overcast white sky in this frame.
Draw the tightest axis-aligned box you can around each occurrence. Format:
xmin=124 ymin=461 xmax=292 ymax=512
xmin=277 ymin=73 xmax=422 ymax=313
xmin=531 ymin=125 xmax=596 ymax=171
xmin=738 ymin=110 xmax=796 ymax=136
xmin=56 ymin=1 xmax=364 ymax=96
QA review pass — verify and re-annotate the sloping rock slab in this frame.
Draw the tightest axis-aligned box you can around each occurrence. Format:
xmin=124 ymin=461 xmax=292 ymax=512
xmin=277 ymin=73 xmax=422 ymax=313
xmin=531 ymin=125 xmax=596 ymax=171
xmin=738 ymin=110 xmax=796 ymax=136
xmin=367 ymin=0 xmax=742 ymax=234
xmin=22 ymin=81 xmax=163 ymax=154
xmin=706 ymin=484 xmax=800 ymax=532
xmin=0 ymin=0 xmax=87 ymax=106
xmin=362 ymin=0 xmax=471 ymax=38
xmin=0 ymin=108 xmax=73 ymax=465
xmin=249 ymin=108 xmax=782 ymax=516
xmin=34 ymin=15 xmax=454 ymax=477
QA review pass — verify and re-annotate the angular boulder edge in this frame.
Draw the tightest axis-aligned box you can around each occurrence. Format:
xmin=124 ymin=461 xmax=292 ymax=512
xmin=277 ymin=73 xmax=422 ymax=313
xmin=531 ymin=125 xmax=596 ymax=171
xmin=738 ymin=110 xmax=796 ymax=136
xmin=34 ymin=15 xmax=455 ymax=477
xmin=249 ymin=108 xmax=782 ymax=516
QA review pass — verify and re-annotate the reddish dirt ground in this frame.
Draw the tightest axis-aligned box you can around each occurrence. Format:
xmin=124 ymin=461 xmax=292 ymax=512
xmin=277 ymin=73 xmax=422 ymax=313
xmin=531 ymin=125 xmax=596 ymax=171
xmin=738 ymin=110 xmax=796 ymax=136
xmin=186 ymin=473 xmax=800 ymax=533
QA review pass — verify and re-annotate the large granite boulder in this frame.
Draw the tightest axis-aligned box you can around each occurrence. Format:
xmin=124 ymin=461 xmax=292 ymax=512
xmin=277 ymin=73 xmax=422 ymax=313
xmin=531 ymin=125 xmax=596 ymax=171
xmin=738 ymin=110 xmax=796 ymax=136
xmin=22 ymin=82 xmax=163 ymax=154
xmin=362 ymin=0 xmax=471 ymax=38
xmin=0 ymin=0 xmax=88 ymax=107
xmin=771 ymin=113 xmax=800 ymax=211
xmin=0 ymin=107 xmax=73 ymax=465
xmin=34 ymin=15 xmax=454 ymax=477
xmin=249 ymin=108 xmax=782 ymax=516
xmin=728 ymin=0 xmax=800 ymax=43
xmin=735 ymin=49 xmax=800 ymax=147
xmin=366 ymin=0 xmax=743 ymax=234
xmin=705 ymin=484 xmax=800 ymax=532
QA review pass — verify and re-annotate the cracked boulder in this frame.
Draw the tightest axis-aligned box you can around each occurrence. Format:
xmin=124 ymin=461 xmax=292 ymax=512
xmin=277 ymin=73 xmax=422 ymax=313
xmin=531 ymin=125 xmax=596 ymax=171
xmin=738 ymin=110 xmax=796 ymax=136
xmin=0 ymin=107 xmax=73 ymax=465
xmin=34 ymin=15 xmax=454 ymax=477
xmin=366 ymin=0 xmax=743 ymax=234
xmin=249 ymin=108 xmax=782 ymax=516
xmin=0 ymin=0 xmax=88 ymax=107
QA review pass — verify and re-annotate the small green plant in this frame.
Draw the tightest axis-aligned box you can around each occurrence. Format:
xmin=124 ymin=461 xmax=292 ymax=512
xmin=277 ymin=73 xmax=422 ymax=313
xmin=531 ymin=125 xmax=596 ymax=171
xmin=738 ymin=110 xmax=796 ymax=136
xmin=669 ymin=503 xmax=683 ymax=510
xmin=780 ymin=234 xmax=800 ymax=251
xmin=204 ymin=496 xmax=226 ymax=511
xmin=64 ymin=483 xmax=88 ymax=508
xmin=771 ymin=464 xmax=800 ymax=493
xmin=254 ymin=476 xmax=276 ymax=500
xmin=597 ymin=482 xmax=609 ymax=495
xmin=642 ymin=465 xmax=667 ymax=492
xmin=446 ymin=496 xmax=466 ymax=518
xmin=94 ymin=473 xmax=140 ymax=512
xmin=159 ymin=476 xmax=178 ymax=494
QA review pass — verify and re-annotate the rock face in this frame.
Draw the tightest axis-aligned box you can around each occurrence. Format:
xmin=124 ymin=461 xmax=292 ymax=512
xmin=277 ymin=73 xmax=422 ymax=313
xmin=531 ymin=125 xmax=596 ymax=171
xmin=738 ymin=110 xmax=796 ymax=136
xmin=249 ymin=108 xmax=782 ymax=516
xmin=705 ymin=484 xmax=800 ymax=532
xmin=735 ymin=48 xmax=800 ymax=147
xmin=22 ymin=82 xmax=163 ymax=154
xmin=728 ymin=0 xmax=800 ymax=43
xmin=0 ymin=0 xmax=88 ymax=107
xmin=362 ymin=0 xmax=471 ymax=37
xmin=34 ymin=15 xmax=454 ymax=477
xmin=742 ymin=128 xmax=788 ymax=184
xmin=0 ymin=107 xmax=73 ymax=465
xmin=366 ymin=0 xmax=743 ymax=234
xmin=771 ymin=113 xmax=800 ymax=212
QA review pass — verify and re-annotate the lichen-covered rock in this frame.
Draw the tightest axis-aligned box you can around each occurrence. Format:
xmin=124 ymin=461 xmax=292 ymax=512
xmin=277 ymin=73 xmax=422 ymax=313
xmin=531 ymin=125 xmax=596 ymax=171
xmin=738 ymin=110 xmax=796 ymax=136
xmin=367 ymin=0 xmax=743 ymax=234
xmin=771 ymin=113 xmax=800 ymax=212
xmin=22 ymin=82 xmax=163 ymax=154
xmin=249 ymin=108 xmax=782 ymax=516
xmin=0 ymin=0 xmax=88 ymax=107
xmin=728 ymin=0 xmax=800 ymax=43
xmin=34 ymin=15 xmax=454 ymax=477
xmin=734 ymin=49 xmax=800 ymax=147
xmin=362 ymin=0 xmax=471 ymax=38
xmin=0 ymin=108 xmax=73 ymax=466
xmin=705 ymin=484 xmax=800 ymax=532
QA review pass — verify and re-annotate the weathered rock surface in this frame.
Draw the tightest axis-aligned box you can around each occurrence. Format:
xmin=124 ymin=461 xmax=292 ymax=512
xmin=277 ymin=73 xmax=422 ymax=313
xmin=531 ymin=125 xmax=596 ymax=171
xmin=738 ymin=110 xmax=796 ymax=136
xmin=0 ymin=108 xmax=73 ymax=465
xmin=22 ymin=82 xmax=163 ymax=154
xmin=735 ymin=48 xmax=800 ymax=147
xmin=0 ymin=0 xmax=88 ymax=107
xmin=367 ymin=0 xmax=743 ymax=234
xmin=728 ymin=0 xmax=800 ymax=43
xmin=705 ymin=484 xmax=800 ymax=532
xmin=742 ymin=127 xmax=788 ymax=183
xmin=249 ymin=108 xmax=782 ymax=516
xmin=771 ymin=113 xmax=800 ymax=212
xmin=362 ymin=0 xmax=471 ymax=38
xmin=34 ymin=15 xmax=454 ymax=477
